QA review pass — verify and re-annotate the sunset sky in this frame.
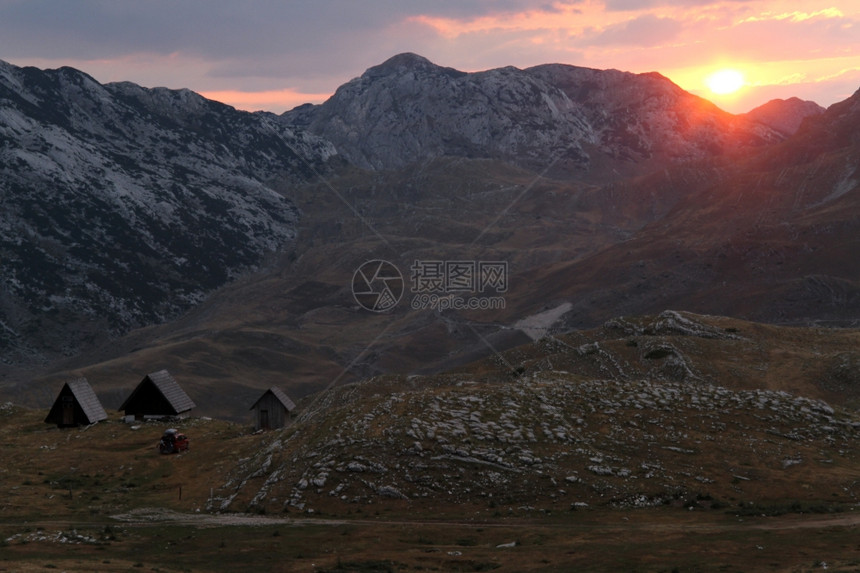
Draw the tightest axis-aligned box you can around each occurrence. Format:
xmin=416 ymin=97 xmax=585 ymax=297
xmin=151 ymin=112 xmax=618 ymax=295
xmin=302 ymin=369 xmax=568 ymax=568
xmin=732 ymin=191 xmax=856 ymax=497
xmin=1 ymin=1 xmax=858 ymax=114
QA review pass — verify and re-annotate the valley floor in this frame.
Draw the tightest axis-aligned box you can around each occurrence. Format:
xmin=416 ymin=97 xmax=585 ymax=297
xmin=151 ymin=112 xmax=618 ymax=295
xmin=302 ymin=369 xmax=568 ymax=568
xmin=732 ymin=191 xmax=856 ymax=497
xmin=1 ymin=506 xmax=859 ymax=572
xmin=0 ymin=400 xmax=857 ymax=572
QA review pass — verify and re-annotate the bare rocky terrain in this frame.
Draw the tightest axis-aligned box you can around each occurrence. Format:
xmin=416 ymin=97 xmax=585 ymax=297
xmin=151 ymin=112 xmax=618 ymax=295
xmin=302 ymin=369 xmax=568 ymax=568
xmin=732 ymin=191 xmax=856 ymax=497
xmin=206 ymin=312 xmax=860 ymax=518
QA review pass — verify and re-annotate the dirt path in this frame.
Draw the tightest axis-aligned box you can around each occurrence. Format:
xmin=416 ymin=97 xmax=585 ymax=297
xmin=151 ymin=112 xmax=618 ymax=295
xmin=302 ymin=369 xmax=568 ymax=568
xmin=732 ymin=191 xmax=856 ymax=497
xmin=109 ymin=507 xmax=348 ymax=527
xmin=108 ymin=506 xmax=860 ymax=532
xmin=3 ymin=507 xmax=857 ymax=532
xmin=745 ymin=512 xmax=860 ymax=530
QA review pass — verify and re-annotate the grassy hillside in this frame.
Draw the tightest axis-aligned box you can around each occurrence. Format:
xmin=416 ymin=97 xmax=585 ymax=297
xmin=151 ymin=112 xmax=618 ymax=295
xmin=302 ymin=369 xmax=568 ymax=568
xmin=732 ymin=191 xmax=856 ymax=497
xmin=1 ymin=373 xmax=859 ymax=571
xmin=3 ymin=312 xmax=860 ymax=571
xmin=461 ymin=310 xmax=860 ymax=409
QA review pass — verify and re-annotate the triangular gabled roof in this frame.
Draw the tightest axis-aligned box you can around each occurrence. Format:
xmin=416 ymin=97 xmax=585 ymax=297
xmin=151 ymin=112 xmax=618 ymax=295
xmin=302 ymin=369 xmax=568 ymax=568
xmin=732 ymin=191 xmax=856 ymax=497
xmin=250 ymin=387 xmax=296 ymax=412
xmin=67 ymin=378 xmax=108 ymax=423
xmin=45 ymin=378 xmax=107 ymax=425
xmin=119 ymin=370 xmax=195 ymax=415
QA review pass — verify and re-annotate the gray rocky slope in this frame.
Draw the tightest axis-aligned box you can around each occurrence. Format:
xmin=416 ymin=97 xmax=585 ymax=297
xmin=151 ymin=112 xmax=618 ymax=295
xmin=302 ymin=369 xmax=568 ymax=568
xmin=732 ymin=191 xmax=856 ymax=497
xmin=283 ymin=53 xmax=823 ymax=178
xmin=0 ymin=60 xmax=336 ymax=364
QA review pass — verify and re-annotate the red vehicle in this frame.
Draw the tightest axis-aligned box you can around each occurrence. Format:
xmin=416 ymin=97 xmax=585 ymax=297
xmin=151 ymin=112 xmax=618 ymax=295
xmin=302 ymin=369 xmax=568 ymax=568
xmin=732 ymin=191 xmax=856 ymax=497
xmin=158 ymin=428 xmax=189 ymax=454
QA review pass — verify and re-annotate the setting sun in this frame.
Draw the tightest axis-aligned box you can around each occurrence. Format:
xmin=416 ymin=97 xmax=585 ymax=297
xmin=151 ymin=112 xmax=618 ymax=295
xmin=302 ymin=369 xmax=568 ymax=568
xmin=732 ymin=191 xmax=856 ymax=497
xmin=705 ymin=69 xmax=745 ymax=95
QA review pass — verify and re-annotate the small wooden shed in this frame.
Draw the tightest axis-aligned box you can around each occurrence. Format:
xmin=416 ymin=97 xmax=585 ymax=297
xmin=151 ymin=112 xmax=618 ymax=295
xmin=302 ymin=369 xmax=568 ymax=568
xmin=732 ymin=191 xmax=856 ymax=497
xmin=250 ymin=387 xmax=296 ymax=431
xmin=119 ymin=370 xmax=195 ymax=420
xmin=44 ymin=378 xmax=108 ymax=427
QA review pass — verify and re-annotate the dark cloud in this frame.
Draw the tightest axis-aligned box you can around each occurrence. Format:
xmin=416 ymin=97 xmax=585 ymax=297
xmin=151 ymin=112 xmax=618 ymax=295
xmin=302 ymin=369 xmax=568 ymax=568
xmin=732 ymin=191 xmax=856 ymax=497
xmin=0 ymin=1 xmax=559 ymax=59
xmin=0 ymin=0 xmax=568 ymax=88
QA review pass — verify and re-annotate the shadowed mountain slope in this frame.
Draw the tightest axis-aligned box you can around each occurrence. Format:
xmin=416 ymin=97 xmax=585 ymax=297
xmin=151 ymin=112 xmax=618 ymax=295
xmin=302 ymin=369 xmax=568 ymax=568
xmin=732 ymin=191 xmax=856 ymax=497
xmin=516 ymin=88 xmax=860 ymax=329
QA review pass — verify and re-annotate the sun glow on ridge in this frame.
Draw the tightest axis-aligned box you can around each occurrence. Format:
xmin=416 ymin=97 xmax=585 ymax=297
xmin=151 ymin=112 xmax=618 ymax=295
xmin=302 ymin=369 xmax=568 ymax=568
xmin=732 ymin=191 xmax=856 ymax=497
xmin=705 ymin=69 xmax=745 ymax=95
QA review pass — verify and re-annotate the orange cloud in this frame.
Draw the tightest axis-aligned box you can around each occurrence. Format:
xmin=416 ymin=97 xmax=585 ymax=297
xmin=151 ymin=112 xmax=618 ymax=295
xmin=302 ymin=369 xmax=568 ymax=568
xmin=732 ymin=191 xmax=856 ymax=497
xmin=199 ymin=88 xmax=331 ymax=113
xmin=738 ymin=7 xmax=845 ymax=24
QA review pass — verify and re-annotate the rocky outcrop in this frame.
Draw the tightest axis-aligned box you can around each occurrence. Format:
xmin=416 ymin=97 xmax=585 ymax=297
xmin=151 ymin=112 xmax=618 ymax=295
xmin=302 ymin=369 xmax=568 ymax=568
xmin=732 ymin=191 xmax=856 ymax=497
xmin=208 ymin=372 xmax=858 ymax=514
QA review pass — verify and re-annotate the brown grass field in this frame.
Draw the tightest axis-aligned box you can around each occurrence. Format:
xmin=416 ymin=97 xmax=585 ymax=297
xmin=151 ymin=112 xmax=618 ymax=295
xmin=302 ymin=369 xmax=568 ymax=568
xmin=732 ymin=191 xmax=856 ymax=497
xmin=1 ymin=396 xmax=858 ymax=573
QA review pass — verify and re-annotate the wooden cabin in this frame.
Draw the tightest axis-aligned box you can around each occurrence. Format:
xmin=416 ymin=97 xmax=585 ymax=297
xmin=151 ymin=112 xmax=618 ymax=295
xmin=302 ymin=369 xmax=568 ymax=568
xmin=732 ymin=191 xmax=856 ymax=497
xmin=44 ymin=378 xmax=108 ymax=427
xmin=119 ymin=370 xmax=195 ymax=420
xmin=250 ymin=387 xmax=296 ymax=431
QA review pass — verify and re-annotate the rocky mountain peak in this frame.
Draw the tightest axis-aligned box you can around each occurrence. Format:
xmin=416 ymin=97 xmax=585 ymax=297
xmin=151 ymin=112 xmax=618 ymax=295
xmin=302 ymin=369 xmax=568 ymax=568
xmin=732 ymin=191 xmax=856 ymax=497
xmin=282 ymin=55 xmax=595 ymax=172
xmin=363 ymin=52 xmax=455 ymax=77
xmin=281 ymin=53 xmax=790 ymax=178
xmin=743 ymin=97 xmax=825 ymax=136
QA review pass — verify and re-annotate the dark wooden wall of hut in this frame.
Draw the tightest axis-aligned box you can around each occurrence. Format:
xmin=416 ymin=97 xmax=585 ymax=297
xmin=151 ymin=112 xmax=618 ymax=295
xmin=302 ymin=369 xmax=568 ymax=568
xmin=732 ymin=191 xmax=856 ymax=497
xmin=252 ymin=392 xmax=288 ymax=430
xmin=123 ymin=380 xmax=176 ymax=418
xmin=45 ymin=387 xmax=86 ymax=427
